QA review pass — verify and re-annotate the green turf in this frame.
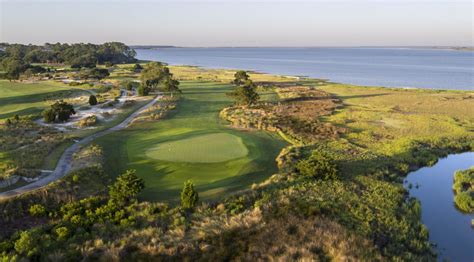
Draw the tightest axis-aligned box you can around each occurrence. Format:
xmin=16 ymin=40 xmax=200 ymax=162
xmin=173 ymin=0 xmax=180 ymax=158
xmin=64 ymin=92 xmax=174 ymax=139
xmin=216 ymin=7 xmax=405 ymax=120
xmin=96 ymin=81 xmax=287 ymax=202
xmin=145 ymin=133 xmax=248 ymax=163
xmin=0 ymin=80 xmax=86 ymax=119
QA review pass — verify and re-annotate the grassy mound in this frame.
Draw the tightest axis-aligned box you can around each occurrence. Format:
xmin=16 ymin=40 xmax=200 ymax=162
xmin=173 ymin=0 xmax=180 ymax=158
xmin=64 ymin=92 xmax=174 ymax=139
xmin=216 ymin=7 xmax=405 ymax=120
xmin=146 ymin=133 xmax=248 ymax=163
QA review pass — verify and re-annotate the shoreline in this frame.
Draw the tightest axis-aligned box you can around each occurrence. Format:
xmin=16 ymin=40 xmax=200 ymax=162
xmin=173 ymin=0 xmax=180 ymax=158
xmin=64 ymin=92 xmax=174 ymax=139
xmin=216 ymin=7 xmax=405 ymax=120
xmin=137 ymin=58 xmax=474 ymax=92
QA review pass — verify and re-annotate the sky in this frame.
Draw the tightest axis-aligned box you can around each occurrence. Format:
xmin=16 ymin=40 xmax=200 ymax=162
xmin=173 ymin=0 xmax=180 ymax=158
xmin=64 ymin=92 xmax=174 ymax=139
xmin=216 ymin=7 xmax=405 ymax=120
xmin=0 ymin=0 xmax=472 ymax=47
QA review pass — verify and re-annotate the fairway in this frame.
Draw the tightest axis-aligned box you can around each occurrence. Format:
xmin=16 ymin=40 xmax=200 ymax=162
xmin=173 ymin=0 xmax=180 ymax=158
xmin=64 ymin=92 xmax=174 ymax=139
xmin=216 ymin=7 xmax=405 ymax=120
xmin=146 ymin=133 xmax=248 ymax=163
xmin=0 ymin=80 xmax=85 ymax=119
xmin=96 ymin=81 xmax=287 ymax=201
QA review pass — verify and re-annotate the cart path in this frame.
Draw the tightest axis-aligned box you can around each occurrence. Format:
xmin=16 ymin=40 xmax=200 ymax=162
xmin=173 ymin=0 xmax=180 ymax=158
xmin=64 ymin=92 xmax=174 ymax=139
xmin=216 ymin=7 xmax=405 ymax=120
xmin=0 ymin=95 xmax=162 ymax=201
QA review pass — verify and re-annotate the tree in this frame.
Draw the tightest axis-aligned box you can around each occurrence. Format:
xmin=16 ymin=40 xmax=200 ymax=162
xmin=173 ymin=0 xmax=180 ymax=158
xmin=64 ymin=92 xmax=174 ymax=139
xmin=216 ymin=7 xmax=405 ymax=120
xmin=81 ymin=68 xmax=109 ymax=80
xmin=180 ymin=180 xmax=199 ymax=209
xmin=232 ymin=70 xmax=250 ymax=86
xmin=42 ymin=101 xmax=76 ymax=123
xmin=162 ymin=78 xmax=181 ymax=97
xmin=140 ymin=62 xmax=165 ymax=90
xmin=227 ymin=80 xmax=260 ymax=106
xmin=108 ymin=170 xmax=145 ymax=206
xmin=137 ymin=84 xmax=150 ymax=96
xmin=70 ymin=54 xmax=97 ymax=68
xmin=295 ymin=152 xmax=338 ymax=180
xmin=88 ymin=95 xmax=98 ymax=105
xmin=2 ymin=58 xmax=29 ymax=80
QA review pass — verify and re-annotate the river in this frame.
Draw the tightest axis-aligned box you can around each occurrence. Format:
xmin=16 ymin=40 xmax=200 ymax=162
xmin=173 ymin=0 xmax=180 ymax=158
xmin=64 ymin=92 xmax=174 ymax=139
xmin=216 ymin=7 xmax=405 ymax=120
xmin=404 ymin=152 xmax=474 ymax=261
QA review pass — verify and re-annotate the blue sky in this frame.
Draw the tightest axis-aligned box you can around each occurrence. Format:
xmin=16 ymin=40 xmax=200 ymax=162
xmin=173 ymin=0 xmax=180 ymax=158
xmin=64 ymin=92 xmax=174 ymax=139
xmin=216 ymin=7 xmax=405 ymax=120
xmin=0 ymin=0 xmax=472 ymax=46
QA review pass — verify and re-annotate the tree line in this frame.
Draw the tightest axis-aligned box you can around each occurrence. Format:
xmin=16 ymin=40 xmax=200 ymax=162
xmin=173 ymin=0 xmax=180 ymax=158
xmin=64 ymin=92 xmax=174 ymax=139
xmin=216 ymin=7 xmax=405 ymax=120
xmin=0 ymin=42 xmax=137 ymax=80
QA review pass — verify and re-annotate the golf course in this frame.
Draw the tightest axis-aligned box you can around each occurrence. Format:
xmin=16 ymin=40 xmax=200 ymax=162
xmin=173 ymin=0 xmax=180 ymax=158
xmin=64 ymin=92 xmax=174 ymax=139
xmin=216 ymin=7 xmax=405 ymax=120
xmin=0 ymin=80 xmax=86 ymax=119
xmin=96 ymin=81 xmax=287 ymax=201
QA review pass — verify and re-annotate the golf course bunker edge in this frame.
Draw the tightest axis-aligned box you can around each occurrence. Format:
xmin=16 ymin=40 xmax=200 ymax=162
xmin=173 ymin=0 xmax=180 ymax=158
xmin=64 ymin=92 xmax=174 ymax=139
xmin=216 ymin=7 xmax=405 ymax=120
xmin=145 ymin=133 xmax=249 ymax=163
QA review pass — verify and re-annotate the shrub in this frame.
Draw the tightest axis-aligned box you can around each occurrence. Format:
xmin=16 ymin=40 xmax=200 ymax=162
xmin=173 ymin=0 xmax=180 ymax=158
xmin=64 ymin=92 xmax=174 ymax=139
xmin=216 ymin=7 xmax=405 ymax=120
xmin=77 ymin=115 xmax=97 ymax=127
xmin=180 ymin=180 xmax=199 ymax=209
xmin=452 ymin=168 xmax=473 ymax=212
xmin=42 ymin=101 xmax=76 ymax=122
xmin=88 ymin=95 xmax=98 ymax=105
xmin=68 ymin=81 xmax=82 ymax=86
xmin=295 ymin=152 xmax=338 ymax=180
xmin=123 ymin=80 xmax=139 ymax=91
xmin=97 ymin=84 xmax=112 ymax=93
xmin=454 ymin=192 xmax=473 ymax=213
xmin=28 ymin=204 xmax=46 ymax=217
xmin=42 ymin=108 xmax=56 ymax=123
xmin=108 ymin=170 xmax=145 ymax=206
xmin=55 ymin=226 xmax=69 ymax=240
xmin=14 ymin=231 xmax=38 ymax=256
xmin=137 ymin=85 xmax=150 ymax=96
xmin=133 ymin=63 xmax=143 ymax=72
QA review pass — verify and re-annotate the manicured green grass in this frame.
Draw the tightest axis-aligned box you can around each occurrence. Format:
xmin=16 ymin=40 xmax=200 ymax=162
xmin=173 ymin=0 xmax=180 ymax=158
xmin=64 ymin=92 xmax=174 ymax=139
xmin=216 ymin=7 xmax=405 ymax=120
xmin=0 ymin=80 xmax=86 ymax=119
xmin=146 ymin=133 xmax=248 ymax=163
xmin=96 ymin=81 xmax=287 ymax=202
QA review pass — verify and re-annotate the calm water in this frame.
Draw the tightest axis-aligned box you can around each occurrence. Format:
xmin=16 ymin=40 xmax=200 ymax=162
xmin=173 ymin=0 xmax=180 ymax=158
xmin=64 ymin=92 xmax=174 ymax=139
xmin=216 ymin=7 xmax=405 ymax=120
xmin=405 ymin=152 xmax=474 ymax=261
xmin=135 ymin=47 xmax=474 ymax=90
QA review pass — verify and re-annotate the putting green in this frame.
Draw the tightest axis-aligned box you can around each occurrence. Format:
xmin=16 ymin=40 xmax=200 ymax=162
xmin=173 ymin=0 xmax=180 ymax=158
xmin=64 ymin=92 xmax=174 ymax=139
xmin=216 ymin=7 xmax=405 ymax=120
xmin=145 ymin=133 xmax=248 ymax=163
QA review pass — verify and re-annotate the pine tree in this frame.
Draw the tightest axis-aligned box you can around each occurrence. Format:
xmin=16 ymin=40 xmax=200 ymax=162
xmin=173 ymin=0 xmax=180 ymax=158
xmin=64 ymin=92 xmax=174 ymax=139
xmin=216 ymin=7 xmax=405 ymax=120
xmin=180 ymin=180 xmax=199 ymax=209
xmin=89 ymin=95 xmax=98 ymax=105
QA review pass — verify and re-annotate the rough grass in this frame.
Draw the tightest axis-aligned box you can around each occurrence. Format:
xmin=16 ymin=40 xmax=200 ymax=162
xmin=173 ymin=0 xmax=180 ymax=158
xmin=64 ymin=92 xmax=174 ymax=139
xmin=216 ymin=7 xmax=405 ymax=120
xmin=96 ymin=81 xmax=287 ymax=202
xmin=168 ymin=65 xmax=299 ymax=84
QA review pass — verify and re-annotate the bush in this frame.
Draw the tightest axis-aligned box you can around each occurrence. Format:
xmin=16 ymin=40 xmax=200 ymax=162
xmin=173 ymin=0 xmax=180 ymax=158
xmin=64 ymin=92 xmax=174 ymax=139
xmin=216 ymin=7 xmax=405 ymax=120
xmin=295 ymin=152 xmax=338 ymax=180
xmin=42 ymin=108 xmax=56 ymax=123
xmin=133 ymin=63 xmax=143 ymax=72
xmin=68 ymin=81 xmax=82 ymax=86
xmin=42 ymin=101 xmax=76 ymax=122
xmin=28 ymin=204 xmax=46 ymax=217
xmin=89 ymin=95 xmax=98 ymax=105
xmin=137 ymin=85 xmax=150 ymax=96
xmin=96 ymin=84 xmax=112 ymax=93
xmin=55 ymin=226 xmax=69 ymax=240
xmin=452 ymin=168 xmax=473 ymax=212
xmin=14 ymin=231 xmax=38 ymax=256
xmin=454 ymin=193 xmax=473 ymax=212
xmin=123 ymin=80 xmax=139 ymax=91
xmin=77 ymin=115 xmax=97 ymax=127
xmin=108 ymin=170 xmax=145 ymax=206
xmin=180 ymin=180 xmax=199 ymax=209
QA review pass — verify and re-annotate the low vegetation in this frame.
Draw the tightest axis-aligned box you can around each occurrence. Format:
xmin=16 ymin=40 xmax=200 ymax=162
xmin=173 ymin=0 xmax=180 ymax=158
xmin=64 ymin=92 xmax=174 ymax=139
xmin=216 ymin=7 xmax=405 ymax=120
xmin=0 ymin=117 xmax=70 ymax=180
xmin=221 ymin=85 xmax=343 ymax=144
xmin=452 ymin=167 xmax=474 ymax=212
